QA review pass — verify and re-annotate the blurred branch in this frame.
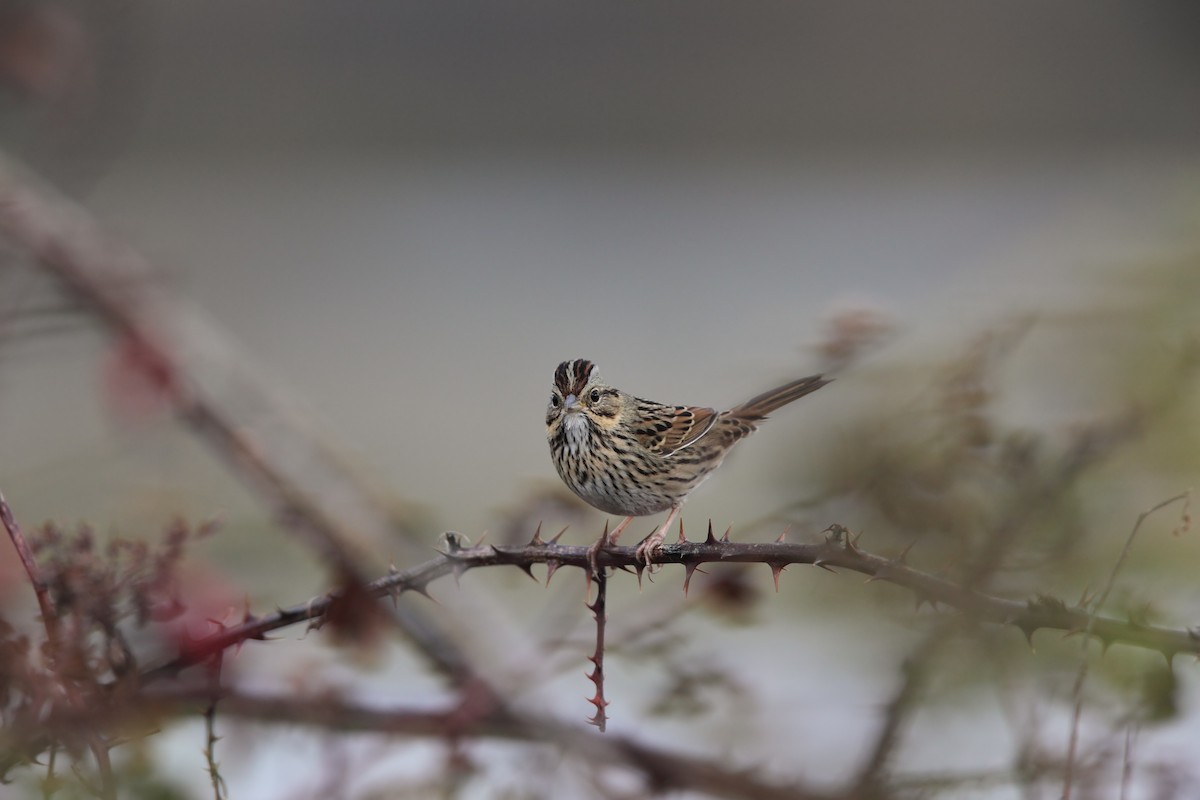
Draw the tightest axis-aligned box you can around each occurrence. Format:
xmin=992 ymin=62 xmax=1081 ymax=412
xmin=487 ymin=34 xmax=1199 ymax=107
xmin=0 ymin=149 xmax=480 ymax=686
xmin=0 ymin=491 xmax=59 ymax=647
xmin=1063 ymin=491 xmax=1191 ymax=799
xmin=850 ymin=400 xmax=1151 ymax=793
xmin=114 ymin=686 xmax=851 ymax=800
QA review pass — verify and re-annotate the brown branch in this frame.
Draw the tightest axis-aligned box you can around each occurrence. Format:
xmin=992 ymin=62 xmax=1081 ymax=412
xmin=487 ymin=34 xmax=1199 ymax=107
xmin=0 ymin=150 xmax=483 ymax=688
xmin=853 ymin=635 xmax=944 ymax=793
xmin=121 ymin=686 xmax=855 ymax=800
xmin=585 ymin=565 xmax=609 ymax=731
xmin=139 ymin=524 xmax=1200 ymax=686
xmin=0 ymin=492 xmax=59 ymax=646
xmin=202 ymin=656 xmax=226 ymax=800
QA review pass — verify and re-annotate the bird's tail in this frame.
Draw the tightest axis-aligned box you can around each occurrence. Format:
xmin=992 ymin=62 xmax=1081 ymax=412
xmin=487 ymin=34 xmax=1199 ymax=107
xmin=730 ymin=374 xmax=830 ymax=419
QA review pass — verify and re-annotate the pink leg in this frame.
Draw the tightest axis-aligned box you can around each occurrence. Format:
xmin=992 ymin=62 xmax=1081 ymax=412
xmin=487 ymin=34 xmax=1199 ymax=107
xmin=607 ymin=515 xmax=634 ymax=545
xmin=587 ymin=515 xmax=634 ymax=577
xmin=635 ymin=505 xmax=679 ymax=566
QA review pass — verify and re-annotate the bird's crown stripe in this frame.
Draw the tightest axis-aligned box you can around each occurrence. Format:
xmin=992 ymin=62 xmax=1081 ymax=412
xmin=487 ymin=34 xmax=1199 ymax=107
xmin=554 ymin=359 xmax=595 ymax=396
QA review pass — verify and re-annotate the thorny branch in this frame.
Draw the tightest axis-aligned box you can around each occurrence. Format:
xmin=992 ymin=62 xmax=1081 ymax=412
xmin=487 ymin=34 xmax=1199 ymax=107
xmin=140 ymin=521 xmax=1200 ymax=686
xmin=585 ymin=550 xmax=609 ymax=731
xmin=0 ymin=139 xmax=1195 ymax=799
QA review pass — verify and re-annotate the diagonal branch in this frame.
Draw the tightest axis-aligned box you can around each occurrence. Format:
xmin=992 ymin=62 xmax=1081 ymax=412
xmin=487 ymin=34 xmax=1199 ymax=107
xmin=0 ymin=492 xmax=59 ymax=646
xmin=0 ymin=150 xmax=480 ymax=686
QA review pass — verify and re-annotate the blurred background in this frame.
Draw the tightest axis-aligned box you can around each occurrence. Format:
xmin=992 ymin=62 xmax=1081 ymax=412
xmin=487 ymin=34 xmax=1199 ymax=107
xmin=1 ymin=1 xmax=1199 ymax=798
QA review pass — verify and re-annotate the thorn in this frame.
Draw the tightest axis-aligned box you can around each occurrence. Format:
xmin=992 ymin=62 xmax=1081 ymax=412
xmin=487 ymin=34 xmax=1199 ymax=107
xmin=705 ymin=520 xmax=718 ymax=545
xmin=845 ymin=529 xmax=863 ymax=553
xmin=530 ymin=521 xmax=544 ymax=546
xmin=636 ymin=562 xmax=646 ymax=590
xmin=769 ymin=563 xmax=786 ymax=591
xmin=476 ymin=530 xmax=489 ymax=546
xmin=775 ymin=526 xmax=790 ymax=543
xmin=1016 ymin=622 xmax=1037 ymax=650
xmin=451 ymin=562 xmax=467 ymax=587
xmin=677 ymin=517 xmax=686 ymax=544
xmin=1161 ymin=649 xmax=1176 ymax=670
xmin=412 ymin=583 xmax=437 ymax=603
xmin=515 ymin=562 xmax=537 ymax=582
xmin=549 ymin=526 xmax=569 ymax=544
xmin=487 ymin=544 xmax=502 ymax=556
xmin=812 ymin=559 xmax=837 ymax=574
xmin=721 ymin=524 xmax=732 ymax=543
xmin=895 ymin=541 xmax=915 ymax=564
xmin=545 ymin=559 xmax=561 ymax=586
xmin=682 ymin=563 xmax=707 ymax=596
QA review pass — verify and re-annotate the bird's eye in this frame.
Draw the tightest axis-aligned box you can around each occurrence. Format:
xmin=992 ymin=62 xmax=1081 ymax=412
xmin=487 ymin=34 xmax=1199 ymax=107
xmin=550 ymin=394 xmax=561 ymax=408
xmin=589 ymin=389 xmax=601 ymax=403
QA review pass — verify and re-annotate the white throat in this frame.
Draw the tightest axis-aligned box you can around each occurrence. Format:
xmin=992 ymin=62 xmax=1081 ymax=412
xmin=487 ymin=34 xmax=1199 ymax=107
xmin=562 ymin=413 xmax=590 ymax=454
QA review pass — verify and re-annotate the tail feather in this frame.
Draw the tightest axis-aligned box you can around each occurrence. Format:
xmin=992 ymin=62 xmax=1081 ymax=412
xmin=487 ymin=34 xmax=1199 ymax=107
xmin=730 ymin=374 xmax=830 ymax=419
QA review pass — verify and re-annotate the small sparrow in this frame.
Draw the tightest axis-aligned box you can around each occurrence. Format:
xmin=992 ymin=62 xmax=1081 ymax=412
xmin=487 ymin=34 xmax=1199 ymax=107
xmin=546 ymin=359 xmax=829 ymax=573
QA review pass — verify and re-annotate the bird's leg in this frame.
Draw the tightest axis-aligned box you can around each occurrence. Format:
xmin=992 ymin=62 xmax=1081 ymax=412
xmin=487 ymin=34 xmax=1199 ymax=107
xmin=588 ymin=515 xmax=634 ymax=577
xmin=635 ymin=505 xmax=680 ymax=567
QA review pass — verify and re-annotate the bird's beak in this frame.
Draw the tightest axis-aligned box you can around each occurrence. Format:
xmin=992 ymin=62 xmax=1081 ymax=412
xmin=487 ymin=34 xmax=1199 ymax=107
xmin=563 ymin=394 xmax=579 ymax=411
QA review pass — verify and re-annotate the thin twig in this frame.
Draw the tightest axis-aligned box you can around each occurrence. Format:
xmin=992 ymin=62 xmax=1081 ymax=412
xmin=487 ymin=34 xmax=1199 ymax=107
xmin=853 ymin=625 xmax=953 ymax=792
xmin=1062 ymin=491 xmax=1190 ymax=800
xmin=1119 ymin=723 xmax=1138 ymax=800
xmin=0 ymin=492 xmax=59 ymax=646
xmin=41 ymin=747 xmax=56 ymax=800
xmin=203 ymin=655 xmax=227 ymax=800
xmin=89 ymin=740 xmax=115 ymax=800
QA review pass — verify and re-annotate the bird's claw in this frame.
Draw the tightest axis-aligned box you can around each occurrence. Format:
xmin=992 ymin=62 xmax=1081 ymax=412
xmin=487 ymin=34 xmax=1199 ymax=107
xmin=634 ymin=532 xmax=665 ymax=568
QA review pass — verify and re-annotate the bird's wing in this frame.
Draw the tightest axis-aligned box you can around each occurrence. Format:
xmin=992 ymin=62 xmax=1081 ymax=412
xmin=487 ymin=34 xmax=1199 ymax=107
xmin=632 ymin=403 xmax=718 ymax=457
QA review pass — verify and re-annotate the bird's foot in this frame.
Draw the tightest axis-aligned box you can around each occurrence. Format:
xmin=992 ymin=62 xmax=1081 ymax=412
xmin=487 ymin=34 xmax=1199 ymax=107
xmin=634 ymin=529 xmax=666 ymax=567
xmin=634 ymin=506 xmax=679 ymax=571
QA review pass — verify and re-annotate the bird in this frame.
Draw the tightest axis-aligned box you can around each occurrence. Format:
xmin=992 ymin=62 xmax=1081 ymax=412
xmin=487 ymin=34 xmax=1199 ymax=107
xmin=545 ymin=359 xmax=830 ymax=575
